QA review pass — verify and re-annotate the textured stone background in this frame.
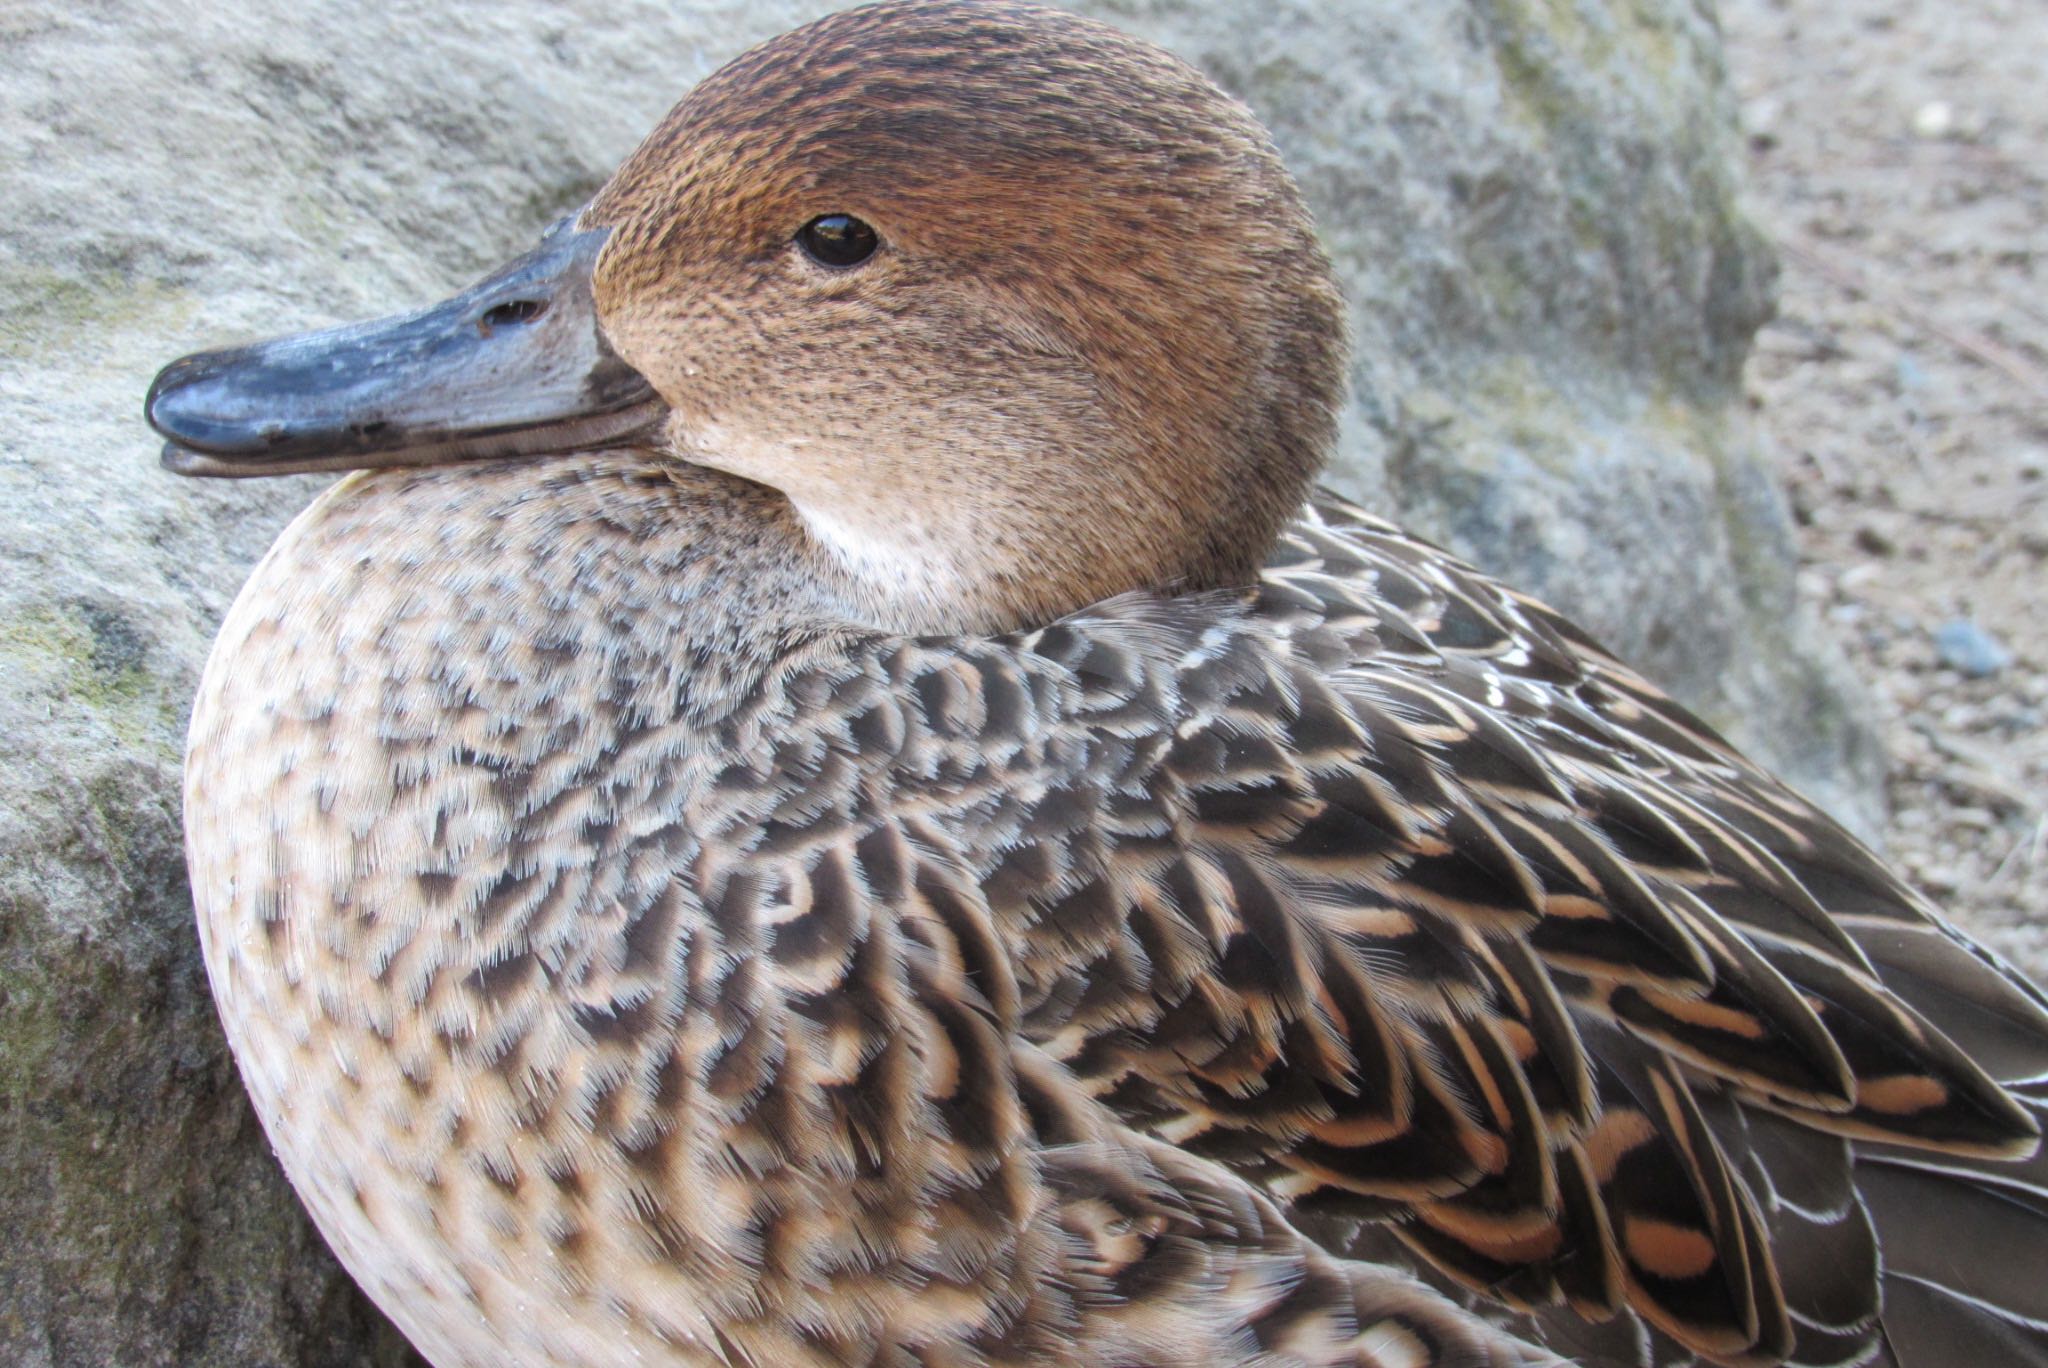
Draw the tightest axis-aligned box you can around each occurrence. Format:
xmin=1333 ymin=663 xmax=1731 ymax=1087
xmin=0 ymin=1 xmax=1878 ymax=1362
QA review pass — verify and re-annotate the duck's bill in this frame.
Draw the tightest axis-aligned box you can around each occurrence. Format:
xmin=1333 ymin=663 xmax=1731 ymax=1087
xmin=146 ymin=223 xmax=665 ymax=478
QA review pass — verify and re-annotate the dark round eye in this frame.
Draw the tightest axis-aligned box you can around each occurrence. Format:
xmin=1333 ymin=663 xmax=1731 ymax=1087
xmin=796 ymin=214 xmax=880 ymax=268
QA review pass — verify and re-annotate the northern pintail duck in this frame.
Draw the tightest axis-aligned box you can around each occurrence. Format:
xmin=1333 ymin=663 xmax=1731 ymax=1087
xmin=146 ymin=3 xmax=2048 ymax=1365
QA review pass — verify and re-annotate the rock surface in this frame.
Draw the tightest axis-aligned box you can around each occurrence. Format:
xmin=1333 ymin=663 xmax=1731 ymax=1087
xmin=0 ymin=0 xmax=1878 ymax=1362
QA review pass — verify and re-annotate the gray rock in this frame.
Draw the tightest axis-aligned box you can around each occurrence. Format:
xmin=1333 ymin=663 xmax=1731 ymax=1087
xmin=0 ymin=1 xmax=1881 ymax=1362
xmin=1935 ymin=618 xmax=2014 ymax=678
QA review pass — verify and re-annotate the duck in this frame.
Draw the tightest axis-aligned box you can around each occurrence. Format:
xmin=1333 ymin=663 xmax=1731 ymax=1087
xmin=144 ymin=2 xmax=2048 ymax=1366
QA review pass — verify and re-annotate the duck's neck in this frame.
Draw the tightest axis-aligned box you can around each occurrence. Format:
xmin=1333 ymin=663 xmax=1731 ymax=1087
xmin=671 ymin=399 xmax=1277 ymax=637
xmin=263 ymin=453 xmax=877 ymax=729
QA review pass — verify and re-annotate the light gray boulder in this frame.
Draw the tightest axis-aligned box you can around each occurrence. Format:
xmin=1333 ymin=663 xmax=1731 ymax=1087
xmin=0 ymin=0 xmax=1880 ymax=1362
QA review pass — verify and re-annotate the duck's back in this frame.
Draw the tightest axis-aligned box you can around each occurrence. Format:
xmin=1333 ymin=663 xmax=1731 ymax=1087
xmin=635 ymin=486 xmax=2048 ymax=1365
xmin=1228 ymin=494 xmax=2048 ymax=1367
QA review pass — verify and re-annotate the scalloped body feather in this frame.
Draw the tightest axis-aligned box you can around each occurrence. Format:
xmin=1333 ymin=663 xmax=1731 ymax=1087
xmin=188 ymin=461 xmax=2048 ymax=1367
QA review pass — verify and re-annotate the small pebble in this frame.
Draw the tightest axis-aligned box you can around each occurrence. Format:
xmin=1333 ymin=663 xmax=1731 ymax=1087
xmin=1934 ymin=619 xmax=2012 ymax=678
xmin=1853 ymin=522 xmax=1897 ymax=556
xmin=1746 ymin=96 xmax=1782 ymax=149
xmin=1912 ymin=100 xmax=1955 ymax=139
xmin=1919 ymin=863 xmax=1961 ymax=895
xmin=1788 ymin=484 xmax=1816 ymax=526
xmin=1893 ymin=353 xmax=1929 ymax=394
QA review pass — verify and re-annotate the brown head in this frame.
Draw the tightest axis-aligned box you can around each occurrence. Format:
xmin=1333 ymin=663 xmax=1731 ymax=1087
xmin=148 ymin=0 xmax=1346 ymax=634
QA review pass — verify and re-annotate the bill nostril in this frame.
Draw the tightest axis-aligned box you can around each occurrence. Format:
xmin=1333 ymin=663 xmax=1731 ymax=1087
xmin=478 ymin=298 xmax=549 ymax=333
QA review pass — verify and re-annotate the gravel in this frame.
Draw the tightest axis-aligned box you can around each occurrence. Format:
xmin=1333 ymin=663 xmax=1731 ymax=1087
xmin=1721 ymin=0 xmax=2048 ymax=980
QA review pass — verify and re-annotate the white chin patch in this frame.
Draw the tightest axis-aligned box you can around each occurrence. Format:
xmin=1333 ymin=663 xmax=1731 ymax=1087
xmin=795 ymin=501 xmax=963 ymax=602
xmin=681 ymin=420 xmax=975 ymax=619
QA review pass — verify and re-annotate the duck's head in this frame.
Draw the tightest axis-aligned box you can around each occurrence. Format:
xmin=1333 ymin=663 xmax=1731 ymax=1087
xmin=148 ymin=0 xmax=1345 ymax=633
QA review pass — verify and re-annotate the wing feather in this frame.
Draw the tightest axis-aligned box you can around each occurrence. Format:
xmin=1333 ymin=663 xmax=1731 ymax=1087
xmin=708 ymin=489 xmax=2046 ymax=1365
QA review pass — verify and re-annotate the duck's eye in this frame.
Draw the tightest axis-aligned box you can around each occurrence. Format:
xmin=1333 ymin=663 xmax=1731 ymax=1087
xmin=797 ymin=214 xmax=880 ymax=269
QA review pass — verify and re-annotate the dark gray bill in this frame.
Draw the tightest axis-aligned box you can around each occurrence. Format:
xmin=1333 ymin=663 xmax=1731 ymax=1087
xmin=147 ymin=222 xmax=664 ymax=478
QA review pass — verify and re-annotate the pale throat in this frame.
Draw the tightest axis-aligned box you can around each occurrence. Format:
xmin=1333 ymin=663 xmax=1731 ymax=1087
xmin=791 ymin=497 xmax=991 ymax=629
xmin=678 ymin=418 xmax=1043 ymax=635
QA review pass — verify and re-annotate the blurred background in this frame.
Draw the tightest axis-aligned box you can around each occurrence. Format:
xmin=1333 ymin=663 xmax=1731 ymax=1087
xmin=1721 ymin=0 xmax=2046 ymax=974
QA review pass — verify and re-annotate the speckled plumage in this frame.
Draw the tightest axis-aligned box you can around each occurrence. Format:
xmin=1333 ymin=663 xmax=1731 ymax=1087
xmin=167 ymin=3 xmax=2048 ymax=1367
xmin=187 ymin=461 xmax=1564 ymax=1367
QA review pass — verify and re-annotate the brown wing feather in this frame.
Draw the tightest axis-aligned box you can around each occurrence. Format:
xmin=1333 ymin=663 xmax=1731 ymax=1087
xmin=705 ymin=490 xmax=2045 ymax=1365
xmin=1281 ymin=492 xmax=2048 ymax=1363
xmin=688 ymin=633 xmax=1576 ymax=1364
